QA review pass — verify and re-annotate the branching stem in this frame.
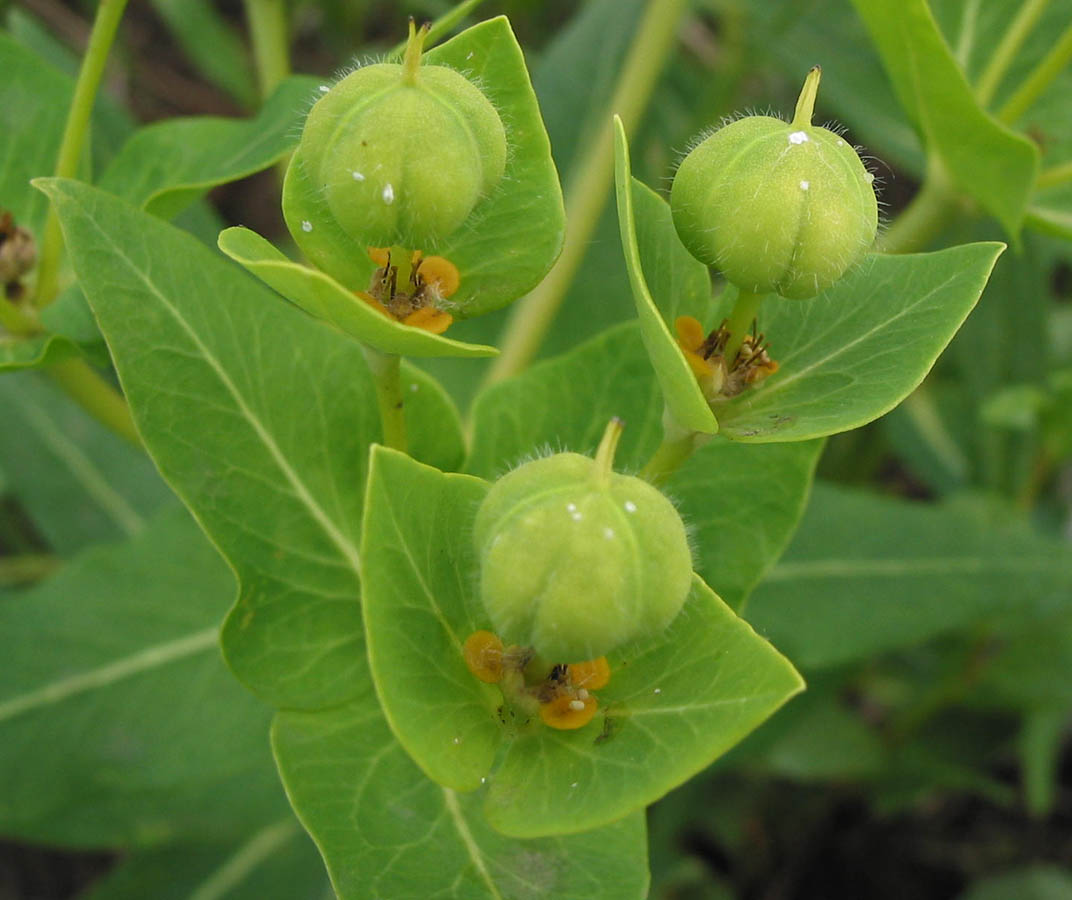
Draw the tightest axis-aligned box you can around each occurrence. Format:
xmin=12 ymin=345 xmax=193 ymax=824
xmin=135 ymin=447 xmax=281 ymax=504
xmin=34 ymin=0 xmax=131 ymax=309
xmin=998 ymin=20 xmax=1072 ymax=123
xmin=975 ymin=0 xmax=1050 ymax=107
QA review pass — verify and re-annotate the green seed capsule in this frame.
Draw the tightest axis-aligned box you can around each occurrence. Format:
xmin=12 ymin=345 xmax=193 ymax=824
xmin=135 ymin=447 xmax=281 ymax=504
xmin=671 ymin=67 xmax=878 ymax=300
xmin=284 ymin=22 xmax=507 ymax=250
xmin=473 ymin=420 xmax=693 ymax=663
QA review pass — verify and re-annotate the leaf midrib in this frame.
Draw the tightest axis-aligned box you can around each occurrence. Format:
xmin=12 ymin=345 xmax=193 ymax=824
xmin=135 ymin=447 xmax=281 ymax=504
xmin=65 ymin=187 xmax=363 ymax=575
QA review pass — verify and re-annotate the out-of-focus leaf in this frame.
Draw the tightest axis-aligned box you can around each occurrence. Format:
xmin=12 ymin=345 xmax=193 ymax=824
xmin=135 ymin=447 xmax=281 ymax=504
xmin=958 ymin=865 xmax=1072 ymax=900
xmin=0 ymin=508 xmax=285 ymax=847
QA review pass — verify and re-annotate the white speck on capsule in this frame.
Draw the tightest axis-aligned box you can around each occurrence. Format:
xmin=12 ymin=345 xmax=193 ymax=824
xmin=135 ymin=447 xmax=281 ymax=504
xmin=566 ymin=503 xmax=577 ymax=513
xmin=318 ymin=85 xmax=330 ymax=92
xmin=800 ymin=180 xmax=810 ymax=191
xmin=653 ymin=687 xmax=662 ymax=695
xmin=624 ymin=501 xmax=637 ymax=513
xmin=452 ymin=737 xmax=461 ymax=745
xmin=788 ymin=131 xmax=809 ymax=145
xmin=603 ymin=527 xmax=615 ymax=539
xmin=570 ymin=511 xmax=583 ymax=522
xmin=865 ymin=172 xmax=875 ymax=183
xmin=352 ymin=171 xmax=365 ymax=181
xmin=836 ymin=139 xmax=845 ymax=146
xmin=409 ymin=383 xmax=419 ymax=393
xmin=569 ymin=699 xmax=586 ymax=711
xmin=301 ymin=220 xmax=313 ymax=232
xmin=382 ymin=183 xmax=395 ymax=204
xmin=571 ymin=782 xmax=579 ymax=788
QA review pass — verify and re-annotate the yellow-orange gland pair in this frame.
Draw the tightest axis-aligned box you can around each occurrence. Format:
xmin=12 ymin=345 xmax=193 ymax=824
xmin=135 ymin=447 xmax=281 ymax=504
xmin=675 ymin=314 xmax=779 ymax=398
xmin=356 ymin=247 xmax=459 ymax=334
xmin=463 ymin=630 xmax=611 ymax=730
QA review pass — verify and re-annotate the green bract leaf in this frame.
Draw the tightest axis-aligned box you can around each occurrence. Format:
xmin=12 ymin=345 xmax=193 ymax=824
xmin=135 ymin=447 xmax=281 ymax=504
xmin=98 ymin=76 xmax=320 ymax=219
xmin=850 ymin=0 xmax=1039 ymax=237
xmin=39 ymin=177 xmax=465 ymax=707
xmin=747 ymin=485 xmax=1072 ymax=669
xmin=612 ymin=116 xmax=718 ymax=435
xmin=467 ymin=324 xmax=820 ymax=610
xmin=714 ymin=244 xmax=1005 ymax=442
xmin=360 ymin=446 xmax=803 ymax=837
xmin=0 ymin=509 xmax=285 ymax=846
xmin=273 ymin=683 xmax=651 ymax=900
xmin=0 ymin=374 xmax=173 ymax=555
xmin=218 ymin=226 xmax=498 ymax=358
xmin=283 ymin=16 xmax=564 ymax=317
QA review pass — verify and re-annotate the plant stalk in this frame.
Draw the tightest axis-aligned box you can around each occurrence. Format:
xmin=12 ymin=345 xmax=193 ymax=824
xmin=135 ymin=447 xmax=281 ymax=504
xmin=1037 ymin=159 xmax=1072 ymax=189
xmin=998 ymin=21 xmax=1072 ymax=123
xmin=483 ymin=0 xmax=688 ymax=387
xmin=34 ymin=0 xmax=131 ymax=309
xmin=243 ymin=0 xmax=291 ymax=100
xmin=639 ymin=413 xmax=705 ymax=486
xmin=0 ymin=554 xmax=61 ymax=587
xmin=722 ymin=288 xmax=764 ymax=366
xmin=47 ymin=358 xmax=141 ymax=447
xmin=975 ymin=0 xmax=1050 ymax=107
xmin=878 ymin=157 xmax=962 ymax=254
xmin=362 ymin=346 xmax=407 ymax=453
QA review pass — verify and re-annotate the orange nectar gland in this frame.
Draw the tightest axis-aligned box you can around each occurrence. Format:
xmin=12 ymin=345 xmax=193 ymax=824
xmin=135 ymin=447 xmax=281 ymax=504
xmin=567 ymin=657 xmax=611 ymax=691
xmin=539 ymin=692 xmax=598 ymax=730
xmin=356 ymin=247 xmax=460 ymax=335
xmin=675 ymin=315 xmax=715 ymax=378
xmin=463 ymin=630 xmax=505 ymax=684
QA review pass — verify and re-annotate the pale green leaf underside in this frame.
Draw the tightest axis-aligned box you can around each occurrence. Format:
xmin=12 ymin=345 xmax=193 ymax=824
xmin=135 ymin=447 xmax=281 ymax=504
xmin=272 ymin=682 xmax=650 ymax=900
xmin=40 ymin=177 xmax=465 ymax=708
xmin=0 ymin=508 xmax=285 ymax=847
xmin=286 ymin=16 xmax=564 ymax=317
xmin=465 ymin=322 xmax=822 ymax=610
xmin=218 ymin=226 xmax=498 ymax=358
xmin=361 ymin=447 xmax=803 ymax=838
xmin=715 ymin=243 xmax=1005 ymax=442
xmin=612 ymin=116 xmax=718 ymax=435
xmin=98 ymin=75 xmax=321 ymax=219
xmin=747 ymin=484 xmax=1072 ymax=669
xmin=851 ymin=0 xmax=1038 ymax=237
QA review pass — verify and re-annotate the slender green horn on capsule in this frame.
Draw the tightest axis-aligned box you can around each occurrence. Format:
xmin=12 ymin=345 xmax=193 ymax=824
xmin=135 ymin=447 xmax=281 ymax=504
xmin=670 ymin=67 xmax=879 ymax=300
xmin=283 ymin=20 xmax=508 ymax=252
xmin=474 ymin=419 xmax=693 ymax=663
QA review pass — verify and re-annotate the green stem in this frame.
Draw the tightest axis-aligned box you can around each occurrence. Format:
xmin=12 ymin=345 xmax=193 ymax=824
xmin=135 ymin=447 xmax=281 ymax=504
xmin=975 ymin=0 xmax=1050 ymax=107
xmin=722 ymin=288 xmax=764 ymax=365
xmin=483 ymin=0 xmax=689 ymax=387
xmin=878 ymin=156 xmax=962 ymax=254
xmin=243 ymin=0 xmax=291 ymax=100
xmin=998 ymin=21 xmax=1072 ymax=123
xmin=46 ymin=358 xmax=141 ymax=447
xmin=593 ymin=417 xmax=624 ymax=484
xmin=34 ymin=0 xmax=131 ymax=309
xmin=1037 ymin=159 xmax=1072 ymax=189
xmin=0 ymin=297 xmax=40 ymax=336
xmin=362 ymin=346 xmax=407 ymax=452
xmin=639 ymin=413 xmax=705 ymax=486
xmin=0 ymin=554 xmax=60 ymax=587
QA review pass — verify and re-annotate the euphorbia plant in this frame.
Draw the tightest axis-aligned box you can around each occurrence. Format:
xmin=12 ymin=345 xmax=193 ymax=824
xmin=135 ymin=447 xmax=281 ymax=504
xmin=3 ymin=1 xmax=1072 ymax=897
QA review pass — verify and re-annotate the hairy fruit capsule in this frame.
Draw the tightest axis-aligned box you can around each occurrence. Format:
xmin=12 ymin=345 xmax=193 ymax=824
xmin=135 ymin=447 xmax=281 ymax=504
xmin=670 ymin=67 xmax=878 ymax=299
xmin=473 ymin=420 xmax=692 ymax=663
xmin=284 ymin=21 xmax=507 ymax=251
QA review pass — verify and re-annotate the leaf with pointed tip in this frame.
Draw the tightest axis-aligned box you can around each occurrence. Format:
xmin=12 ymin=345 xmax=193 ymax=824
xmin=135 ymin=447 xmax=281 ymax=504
xmin=360 ymin=446 xmax=803 ymax=837
xmin=39 ymin=177 xmax=465 ymax=707
xmin=98 ymin=76 xmax=320 ymax=219
xmin=0 ymin=508 xmax=286 ymax=847
xmin=284 ymin=17 xmax=564 ymax=317
xmin=466 ymin=324 xmax=821 ymax=610
xmin=850 ymin=0 xmax=1038 ymax=237
xmin=272 ymin=682 xmax=651 ymax=900
xmin=612 ymin=116 xmax=718 ymax=435
xmin=218 ymin=227 xmax=498 ymax=358
xmin=713 ymin=243 xmax=1005 ymax=441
